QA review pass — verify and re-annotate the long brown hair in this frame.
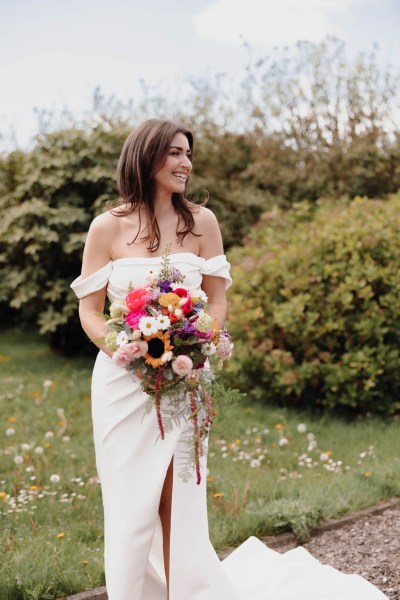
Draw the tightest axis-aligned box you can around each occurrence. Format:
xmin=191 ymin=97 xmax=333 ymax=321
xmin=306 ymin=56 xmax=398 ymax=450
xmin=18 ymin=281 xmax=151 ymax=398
xmin=115 ymin=118 xmax=200 ymax=253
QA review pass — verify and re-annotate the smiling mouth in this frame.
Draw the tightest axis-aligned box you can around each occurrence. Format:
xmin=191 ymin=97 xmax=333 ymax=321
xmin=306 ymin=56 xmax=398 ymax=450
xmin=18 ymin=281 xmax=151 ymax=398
xmin=173 ymin=173 xmax=187 ymax=182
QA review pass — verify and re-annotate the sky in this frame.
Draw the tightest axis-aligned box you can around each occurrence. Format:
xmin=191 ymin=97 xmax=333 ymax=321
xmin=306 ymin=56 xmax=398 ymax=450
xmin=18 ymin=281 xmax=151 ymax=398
xmin=1 ymin=0 xmax=399 ymax=150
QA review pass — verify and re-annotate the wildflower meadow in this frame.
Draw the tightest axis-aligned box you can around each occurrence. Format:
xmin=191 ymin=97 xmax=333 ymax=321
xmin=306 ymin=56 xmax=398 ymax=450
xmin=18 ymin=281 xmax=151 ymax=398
xmin=1 ymin=330 xmax=399 ymax=599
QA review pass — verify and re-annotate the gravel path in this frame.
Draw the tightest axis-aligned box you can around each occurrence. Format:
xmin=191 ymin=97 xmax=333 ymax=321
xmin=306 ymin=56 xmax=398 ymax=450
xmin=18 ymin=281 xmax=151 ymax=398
xmin=303 ymin=506 xmax=400 ymax=599
xmin=67 ymin=501 xmax=400 ymax=600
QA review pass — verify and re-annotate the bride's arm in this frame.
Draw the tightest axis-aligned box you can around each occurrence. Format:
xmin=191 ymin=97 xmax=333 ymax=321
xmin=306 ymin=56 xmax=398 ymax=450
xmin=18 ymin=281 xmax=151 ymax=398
xmin=77 ymin=214 xmax=115 ymax=356
xmin=197 ymin=208 xmax=228 ymax=329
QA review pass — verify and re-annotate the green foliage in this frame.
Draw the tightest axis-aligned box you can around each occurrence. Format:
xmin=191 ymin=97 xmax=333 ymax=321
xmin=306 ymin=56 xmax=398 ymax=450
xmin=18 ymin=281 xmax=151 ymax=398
xmin=0 ymin=125 xmax=129 ymax=353
xmin=227 ymin=194 xmax=400 ymax=415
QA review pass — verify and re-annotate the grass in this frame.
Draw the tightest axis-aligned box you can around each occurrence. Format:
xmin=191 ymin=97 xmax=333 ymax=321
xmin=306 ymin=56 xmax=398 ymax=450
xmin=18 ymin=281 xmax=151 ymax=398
xmin=1 ymin=330 xmax=399 ymax=599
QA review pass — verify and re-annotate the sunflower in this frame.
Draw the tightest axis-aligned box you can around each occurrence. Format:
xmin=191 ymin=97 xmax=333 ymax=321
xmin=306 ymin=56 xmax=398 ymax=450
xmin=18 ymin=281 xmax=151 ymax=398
xmin=144 ymin=331 xmax=174 ymax=368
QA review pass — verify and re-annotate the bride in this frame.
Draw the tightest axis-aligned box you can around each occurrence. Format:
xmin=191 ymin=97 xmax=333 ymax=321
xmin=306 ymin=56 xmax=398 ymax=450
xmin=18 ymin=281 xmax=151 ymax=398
xmin=71 ymin=118 xmax=387 ymax=599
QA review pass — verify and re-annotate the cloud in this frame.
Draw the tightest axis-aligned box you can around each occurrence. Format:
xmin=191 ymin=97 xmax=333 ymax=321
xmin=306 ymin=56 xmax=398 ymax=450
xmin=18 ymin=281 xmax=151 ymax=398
xmin=194 ymin=0 xmax=376 ymax=47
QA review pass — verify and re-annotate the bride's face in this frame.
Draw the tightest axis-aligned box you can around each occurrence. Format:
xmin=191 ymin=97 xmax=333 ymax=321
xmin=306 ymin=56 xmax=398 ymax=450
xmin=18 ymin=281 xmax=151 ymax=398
xmin=154 ymin=133 xmax=192 ymax=197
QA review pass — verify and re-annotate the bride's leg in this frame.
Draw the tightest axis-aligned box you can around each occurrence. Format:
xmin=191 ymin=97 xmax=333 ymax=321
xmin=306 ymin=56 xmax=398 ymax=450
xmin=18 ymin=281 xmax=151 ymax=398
xmin=159 ymin=458 xmax=173 ymax=598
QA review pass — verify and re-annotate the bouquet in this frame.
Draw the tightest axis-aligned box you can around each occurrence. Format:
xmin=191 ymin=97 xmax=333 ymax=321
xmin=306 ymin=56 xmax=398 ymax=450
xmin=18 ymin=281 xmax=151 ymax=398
xmin=102 ymin=246 xmax=233 ymax=484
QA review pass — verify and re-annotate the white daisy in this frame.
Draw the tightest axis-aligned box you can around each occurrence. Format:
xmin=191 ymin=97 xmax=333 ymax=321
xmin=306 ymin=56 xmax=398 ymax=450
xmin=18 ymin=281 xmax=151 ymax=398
xmin=139 ymin=316 xmax=159 ymax=336
xmin=202 ymin=342 xmax=217 ymax=356
xmin=191 ymin=288 xmax=208 ymax=303
xmin=116 ymin=331 xmax=129 ymax=347
xmin=156 ymin=315 xmax=171 ymax=330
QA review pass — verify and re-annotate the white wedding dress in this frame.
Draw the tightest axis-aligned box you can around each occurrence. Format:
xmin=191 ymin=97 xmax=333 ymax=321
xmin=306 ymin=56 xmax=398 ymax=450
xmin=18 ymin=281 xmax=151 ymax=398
xmin=71 ymin=253 xmax=387 ymax=600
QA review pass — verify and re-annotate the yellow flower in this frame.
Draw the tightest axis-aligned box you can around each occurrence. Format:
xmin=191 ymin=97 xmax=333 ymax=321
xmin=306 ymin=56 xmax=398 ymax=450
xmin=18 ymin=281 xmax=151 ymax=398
xmin=0 ymin=492 xmax=7 ymax=500
xmin=245 ymin=407 xmax=253 ymax=414
xmin=158 ymin=292 xmax=181 ymax=309
xmin=82 ymin=560 xmax=88 ymax=566
xmin=0 ymin=354 xmax=10 ymax=362
xmin=8 ymin=417 xmax=16 ymax=423
xmin=364 ymin=471 xmax=373 ymax=478
xmin=206 ymin=476 xmax=213 ymax=483
xmin=144 ymin=331 xmax=173 ymax=368
xmin=275 ymin=423 xmax=283 ymax=430
xmin=213 ymin=492 xmax=224 ymax=499
xmin=56 ymin=532 xmax=65 ymax=539
xmin=29 ymin=485 xmax=39 ymax=491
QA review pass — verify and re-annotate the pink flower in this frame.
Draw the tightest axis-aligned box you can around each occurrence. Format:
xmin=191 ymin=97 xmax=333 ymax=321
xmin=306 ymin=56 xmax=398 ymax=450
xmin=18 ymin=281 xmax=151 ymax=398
xmin=216 ymin=336 xmax=233 ymax=360
xmin=126 ymin=288 xmax=150 ymax=311
xmin=171 ymin=354 xmax=193 ymax=377
xmin=125 ymin=308 xmax=147 ymax=329
xmin=113 ymin=341 xmax=148 ymax=367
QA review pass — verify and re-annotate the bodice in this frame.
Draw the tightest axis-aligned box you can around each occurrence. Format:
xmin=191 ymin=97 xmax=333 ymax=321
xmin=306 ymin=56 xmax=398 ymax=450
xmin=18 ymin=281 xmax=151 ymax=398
xmin=70 ymin=253 xmax=232 ymax=301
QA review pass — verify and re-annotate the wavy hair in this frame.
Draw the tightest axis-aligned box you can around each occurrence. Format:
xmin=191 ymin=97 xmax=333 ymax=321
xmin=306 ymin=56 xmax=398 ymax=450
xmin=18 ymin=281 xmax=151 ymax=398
xmin=115 ymin=118 xmax=200 ymax=252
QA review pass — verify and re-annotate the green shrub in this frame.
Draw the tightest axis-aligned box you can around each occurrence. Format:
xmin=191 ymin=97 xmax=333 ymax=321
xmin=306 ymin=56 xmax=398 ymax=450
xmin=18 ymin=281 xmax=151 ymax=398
xmin=0 ymin=125 xmax=128 ymax=353
xmin=226 ymin=194 xmax=400 ymax=415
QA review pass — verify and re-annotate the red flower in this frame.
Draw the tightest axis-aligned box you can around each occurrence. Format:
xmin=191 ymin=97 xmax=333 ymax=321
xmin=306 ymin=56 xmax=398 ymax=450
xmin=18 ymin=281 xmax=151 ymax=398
xmin=126 ymin=288 xmax=150 ymax=311
xmin=172 ymin=288 xmax=193 ymax=314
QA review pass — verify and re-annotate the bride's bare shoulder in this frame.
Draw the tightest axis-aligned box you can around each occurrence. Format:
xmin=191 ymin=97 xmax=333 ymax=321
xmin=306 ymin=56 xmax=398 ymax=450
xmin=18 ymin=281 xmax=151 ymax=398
xmin=189 ymin=204 xmax=224 ymax=257
xmin=191 ymin=204 xmax=220 ymax=231
xmin=88 ymin=202 xmax=130 ymax=235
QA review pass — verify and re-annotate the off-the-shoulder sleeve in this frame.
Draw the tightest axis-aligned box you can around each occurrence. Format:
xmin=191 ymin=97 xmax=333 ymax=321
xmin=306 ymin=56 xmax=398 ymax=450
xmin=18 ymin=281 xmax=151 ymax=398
xmin=201 ymin=255 xmax=232 ymax=289
xmin=70 ymin=262 xmax=113 ymax=299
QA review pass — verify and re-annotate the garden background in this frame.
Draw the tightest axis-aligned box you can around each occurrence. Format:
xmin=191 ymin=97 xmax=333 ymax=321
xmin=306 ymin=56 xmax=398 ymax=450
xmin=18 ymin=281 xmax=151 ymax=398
xmin=1 ymin=37 xmax=400 ymax=599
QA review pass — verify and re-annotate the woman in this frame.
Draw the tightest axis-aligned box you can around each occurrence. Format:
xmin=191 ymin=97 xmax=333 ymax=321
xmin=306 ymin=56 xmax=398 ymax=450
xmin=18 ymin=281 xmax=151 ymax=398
xmin=71 ymin=118 xmax=387 ymax=600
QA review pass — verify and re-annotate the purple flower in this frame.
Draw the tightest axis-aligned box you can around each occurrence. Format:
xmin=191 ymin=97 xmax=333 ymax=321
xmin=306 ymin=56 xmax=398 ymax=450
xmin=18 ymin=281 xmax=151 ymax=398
xmin=168 ymin=267 xmax=184 ymax=283
xmin=159 ymin=280 xmax=172 ymax=293
xmin=182 ymin=321 xmax=196 ymax=335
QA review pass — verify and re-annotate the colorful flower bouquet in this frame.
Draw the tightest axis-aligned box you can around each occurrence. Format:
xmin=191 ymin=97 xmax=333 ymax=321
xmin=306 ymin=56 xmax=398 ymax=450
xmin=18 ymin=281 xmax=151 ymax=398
xmin=102 ymin=247 xmax=233 ymax=484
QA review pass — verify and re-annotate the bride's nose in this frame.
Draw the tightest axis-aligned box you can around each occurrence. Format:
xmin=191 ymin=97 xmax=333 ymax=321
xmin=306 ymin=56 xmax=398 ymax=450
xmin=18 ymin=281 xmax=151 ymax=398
xmin=181 ymin=155 xmax=192 ymax=170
